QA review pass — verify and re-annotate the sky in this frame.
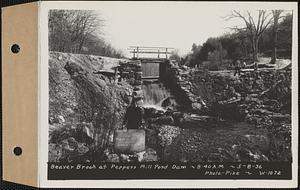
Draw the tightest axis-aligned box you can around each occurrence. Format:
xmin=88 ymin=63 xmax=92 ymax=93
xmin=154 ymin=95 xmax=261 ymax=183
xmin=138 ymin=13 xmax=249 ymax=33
xmin=95 ymin=2 xmax=243 ymax=57
xmin=87 ymin=1 xmax=293 ymax=57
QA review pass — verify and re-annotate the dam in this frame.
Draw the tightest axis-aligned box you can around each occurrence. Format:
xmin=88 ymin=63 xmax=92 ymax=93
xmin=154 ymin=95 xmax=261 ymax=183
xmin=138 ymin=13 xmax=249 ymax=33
xmin=128 ymin=46 xmax=174 ymax=109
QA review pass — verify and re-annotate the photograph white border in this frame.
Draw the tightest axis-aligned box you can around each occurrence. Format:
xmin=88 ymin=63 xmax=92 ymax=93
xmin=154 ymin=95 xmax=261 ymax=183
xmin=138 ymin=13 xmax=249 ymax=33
xmin=38 ymin=1 xmax=298 ymax=188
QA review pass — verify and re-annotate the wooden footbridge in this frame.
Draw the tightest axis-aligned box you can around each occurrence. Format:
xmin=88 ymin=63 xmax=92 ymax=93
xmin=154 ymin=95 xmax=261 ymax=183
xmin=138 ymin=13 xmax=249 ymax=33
xmin=128 ymin=46 xmax=174 ymax=81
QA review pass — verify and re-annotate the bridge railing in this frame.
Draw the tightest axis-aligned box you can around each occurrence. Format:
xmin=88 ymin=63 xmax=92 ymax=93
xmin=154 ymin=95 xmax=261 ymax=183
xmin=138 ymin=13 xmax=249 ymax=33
xmin=128 ymin=46 xmax=175 ymax=59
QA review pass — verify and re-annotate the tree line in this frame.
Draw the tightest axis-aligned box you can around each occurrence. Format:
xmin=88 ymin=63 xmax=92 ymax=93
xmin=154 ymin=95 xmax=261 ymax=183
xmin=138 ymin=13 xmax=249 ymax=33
xmin=184 ymin=10 xmax=292 ymax=68
xmin=48 ymin=10 xmax=124 ymax=58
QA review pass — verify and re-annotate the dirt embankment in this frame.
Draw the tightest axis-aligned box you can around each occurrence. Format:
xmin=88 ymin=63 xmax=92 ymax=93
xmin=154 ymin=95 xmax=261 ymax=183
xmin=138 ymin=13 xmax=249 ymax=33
xmin=49 ymin=52 xmax=128 ymax=122
xmin=49 ymin=52 xmax=132 ymax=162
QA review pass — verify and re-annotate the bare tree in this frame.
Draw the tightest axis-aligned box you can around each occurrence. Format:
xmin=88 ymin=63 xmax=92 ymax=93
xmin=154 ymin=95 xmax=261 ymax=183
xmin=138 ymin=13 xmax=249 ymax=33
xmin=270 ymin=10 xmax=284 ymax=64
xmin=227 ymin=10 xmax=273 ymax=61
xmin=72 ymin=10 xmax=103 ymax=53
xmin=49 ymin=10 xmax=103 ymax=53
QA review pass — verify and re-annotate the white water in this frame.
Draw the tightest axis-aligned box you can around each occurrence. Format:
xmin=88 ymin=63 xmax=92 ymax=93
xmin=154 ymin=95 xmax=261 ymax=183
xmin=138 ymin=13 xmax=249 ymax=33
xmin=142 ymin=83 xmax=171 ymax=110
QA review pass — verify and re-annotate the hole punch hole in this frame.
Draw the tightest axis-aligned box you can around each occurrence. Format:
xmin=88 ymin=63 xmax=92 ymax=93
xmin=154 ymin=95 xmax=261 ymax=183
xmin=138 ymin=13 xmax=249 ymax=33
xmin=13 ymin=147 xmax=22 ymax=156
xmin=11 ymin=44 xmax=20 ymax=54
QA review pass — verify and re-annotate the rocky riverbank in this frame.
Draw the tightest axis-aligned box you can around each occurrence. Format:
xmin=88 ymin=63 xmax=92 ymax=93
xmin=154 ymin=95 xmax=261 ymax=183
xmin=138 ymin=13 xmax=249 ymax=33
xmin=150 ymin=61 xmax=292 ymax=162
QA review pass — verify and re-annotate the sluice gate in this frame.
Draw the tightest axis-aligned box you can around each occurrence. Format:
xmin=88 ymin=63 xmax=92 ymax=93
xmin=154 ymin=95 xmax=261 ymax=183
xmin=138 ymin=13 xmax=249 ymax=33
xmin=128 ymin=46 xmax=174 ymax=81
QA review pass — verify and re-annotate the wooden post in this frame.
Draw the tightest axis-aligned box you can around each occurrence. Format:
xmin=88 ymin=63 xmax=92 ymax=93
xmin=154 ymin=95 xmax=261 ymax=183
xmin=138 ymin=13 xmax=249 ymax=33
xmin=137 ymin=47 xmax=139 ymax=59
xmin=158 ymin=50 xmax=160 ymax=58
xmin=165 ymin=48 xmax=168 ymax=59
xmin=114 ymin=67 xmax=118 ymax=84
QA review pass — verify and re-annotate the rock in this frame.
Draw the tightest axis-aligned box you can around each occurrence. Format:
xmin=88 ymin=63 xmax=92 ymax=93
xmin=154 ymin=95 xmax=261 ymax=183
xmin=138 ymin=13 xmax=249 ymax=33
xmin=126 ymin=154 xmax=138 ymax=162
xmin=64 ymin=61 xmax=85 ymax=76
xmin=271 ymin=113 xmax=291 ymax=123
xmin=106 ymin=154 xmax=120 ymax=162
xmin=142 ymin=148 xmax=158 ymax=162
xmin=191 ymin=102 xmax=202 ymax=112
xmin=54 ymin=137 xmax=91 ymax=162
xmin=156 ymin=110 xmax=166 ymax=116
xmin=65 ymin=137 xmax=78 ymax=149
xmin=134 ymin=80 xmax=143 ymax=86
xmin=171 ymin=111 xmax=184 ymax=125
xmin=144 ymin=107 xmax=165 ymax=118
xmin=49 ymin=116 xmax=55 ymax=124
xmin=48 ymin=143 xmax=62 ymax=162
xmin=49 ymin=124 xmax=73 ymax=144
xmin=172 ymin=111 xmax=183 ymax=118
xmin=243 ymin=134 xmax=270 ymax=152
xmin=133 ymin=86 xmax=142 ymax=91
xmin=120 ymin=154 xmax=130 ymax=162
xmin=182 ymin=65 xmax=188 ymax=70
xmin=77 ymin=143 xmax=89 ymax=155
xmin=252 ymin=109 xmax=273 ymax=115
xmin=211 ymin=101 xmax=244 ymax=121
xmin=149 ymin=116 xmax=174 ymax=125
xmin=82 ymin=125 xmax=93 ymax=139
xmin=49 ymin=124 xmax=61 ymax=134
xmin=132 ymin=89 xmax=143 ymax=98
xmin=135 ymin=151 xmax=146 ymax=162
xmin=179 ymin=114 xmax=218 ymax=128
xmin=66 ymin=108 xmax=75 ymax=115
xmin=136 ymin=71 xmax=142 ymax=76
xmin=161 ymin=97 xmax=177 ymax=110
xmin=236 ymin=148 xmax=269 ymax=162
xmin=51 ymin=117 xmax=60 ymax=124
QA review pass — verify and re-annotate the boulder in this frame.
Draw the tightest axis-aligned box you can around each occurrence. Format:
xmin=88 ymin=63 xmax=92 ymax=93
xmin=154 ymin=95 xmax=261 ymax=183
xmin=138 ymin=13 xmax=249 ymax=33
xmin=58 ymin=115 xmax=65 ymax=123
xmin=120 ymin=154 xmax=130 ymax=162
xmin=142 ymin=148 xmax=158 ymax=162
xmin=77 ymin=143 xmax=89 ymax=155
xmin=144 ymin=107 xmax=165 ymax=119
xmin=132 ymin=89 xmax=143 ymax=98
xmin=53 ymin=137 xmax=90 ymax=162
xmin=135 ymin=151 xmax=146 ymax=162
xmin=191 ymin=102 xmax=202 ymax=112
xmin=48 ymin=143 xmax=62 ymax=162
xmin=179 ymin=114 xmax=218 ymax=128
xmin=161 ymin=97 xmax=177 ymax=110
xmin=149 ymin=115 xmax=174 ymax=125
xmin=171 ymin=112 xmax=184 ymax=125
xmin=106 ymin=154 xmax=120 ymax=162
xmin=133 ymin=86 xmax=142 ymax=91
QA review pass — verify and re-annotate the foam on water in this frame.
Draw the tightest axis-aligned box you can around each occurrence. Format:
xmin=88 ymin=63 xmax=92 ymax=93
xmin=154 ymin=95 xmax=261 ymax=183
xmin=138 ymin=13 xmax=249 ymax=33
xmin=142 ymin=83 xmax=170 ymax=110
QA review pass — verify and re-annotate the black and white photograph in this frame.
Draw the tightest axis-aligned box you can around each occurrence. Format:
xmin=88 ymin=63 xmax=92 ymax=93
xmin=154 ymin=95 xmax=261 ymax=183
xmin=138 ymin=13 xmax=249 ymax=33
xmin=45 ymin=1 xmax=296 ymax=183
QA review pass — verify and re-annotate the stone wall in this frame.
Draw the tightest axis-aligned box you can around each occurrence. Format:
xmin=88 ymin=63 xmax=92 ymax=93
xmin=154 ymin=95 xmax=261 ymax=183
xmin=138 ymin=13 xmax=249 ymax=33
xmin=118 ymin=60 xmax=143 ymax=100
xmin=189 ymin=69 xmax=291 ymax=102
xmin=161 ymin=59 xmax=291 ymax=121
xmin=161 ymin=60 xmax=199 ymax=112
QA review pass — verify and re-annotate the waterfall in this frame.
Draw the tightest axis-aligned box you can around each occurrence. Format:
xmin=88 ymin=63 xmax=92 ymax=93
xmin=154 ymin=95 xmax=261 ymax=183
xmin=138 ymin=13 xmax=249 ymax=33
xmin=142 ymin=83 xmax=171 ymax=110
